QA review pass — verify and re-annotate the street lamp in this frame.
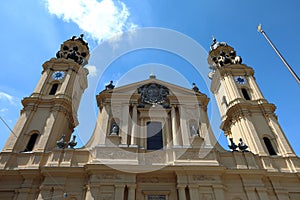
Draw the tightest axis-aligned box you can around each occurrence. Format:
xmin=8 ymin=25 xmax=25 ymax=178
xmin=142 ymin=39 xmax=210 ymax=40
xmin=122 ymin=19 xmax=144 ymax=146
xmin=257 ymin=24 xmax=300 ymax=84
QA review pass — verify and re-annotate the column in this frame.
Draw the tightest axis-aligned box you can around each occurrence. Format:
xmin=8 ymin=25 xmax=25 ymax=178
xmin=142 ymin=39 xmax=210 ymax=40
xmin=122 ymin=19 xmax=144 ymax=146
xmin=115 ymin=184 xmax=125 ymax=200
xmin=248 ymin=76 xmax=264 ymax=100
xmin=139 ymin=118 xmax=146 ymax=148
xmin=130 ymin=105 xmax=138 ymax=147
xmin=58 ymin=68 xmax=72 ymax=95
xmin=222 ymin=75 xmax=235 ymax=102
xmin=213 ymin=185 xmax=225 ymax=200
xmin=165 ymin=115 xmax=172 ymax=148
xmin=121 ymin=104 xmax=129 ymax=145
xmin=188 ymin=184 xmax=199 ymax=200
xmin=171 ymin=106 xmax=179 ymax=146
xmin=227 ymin=74 xmax=241 ymax=99
xmin=127 ymin=184 xmax=136 ymax=200
xmin=32 ymin=68 xmax=50 ymax=94
xmin=242 ymin=117 xmax=266 ymax=155
xmin=177 ymin=184 xmax=187 ymax=200
xmin=179 ymin=106 xmax=190 ymax=147
xmin=268 ymin=115 xmax=295 ymax=156
xmin=101 ymin=105 xmax=110 ymax=145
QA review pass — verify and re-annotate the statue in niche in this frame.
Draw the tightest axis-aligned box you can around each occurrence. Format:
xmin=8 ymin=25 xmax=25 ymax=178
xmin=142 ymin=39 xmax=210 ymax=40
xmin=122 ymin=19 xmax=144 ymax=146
xmin=110 ymin=122 xmax=119 ymax=135
xmin=190 ymin=124 xmax=199 ymax=137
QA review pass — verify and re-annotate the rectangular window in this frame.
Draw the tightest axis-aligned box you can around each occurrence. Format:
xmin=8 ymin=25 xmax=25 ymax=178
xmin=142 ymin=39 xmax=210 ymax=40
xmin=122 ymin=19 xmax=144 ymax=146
xmin=49 ymin=83 xmax=59 ymax=95
xmin=148 ymin=195 xmax=166 ymax=200
xmin=147 ymin=121 xmax=163 ymax=150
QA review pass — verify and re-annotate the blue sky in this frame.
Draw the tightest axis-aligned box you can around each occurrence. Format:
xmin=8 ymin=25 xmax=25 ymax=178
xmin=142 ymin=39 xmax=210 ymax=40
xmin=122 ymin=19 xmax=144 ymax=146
xmin=0 ymin=0 xmax=299 ymax=155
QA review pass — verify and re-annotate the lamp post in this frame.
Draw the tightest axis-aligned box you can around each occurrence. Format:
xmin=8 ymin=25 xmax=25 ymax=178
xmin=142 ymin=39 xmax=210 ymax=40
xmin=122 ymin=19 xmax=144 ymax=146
xmin=257 ymin=24 xmax=300 ymax=84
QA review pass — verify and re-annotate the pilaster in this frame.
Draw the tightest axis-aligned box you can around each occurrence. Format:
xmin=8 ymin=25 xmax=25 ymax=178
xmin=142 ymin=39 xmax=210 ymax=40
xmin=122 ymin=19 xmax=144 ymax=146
xmin=177 ymin=184 xmax=187 ymax=200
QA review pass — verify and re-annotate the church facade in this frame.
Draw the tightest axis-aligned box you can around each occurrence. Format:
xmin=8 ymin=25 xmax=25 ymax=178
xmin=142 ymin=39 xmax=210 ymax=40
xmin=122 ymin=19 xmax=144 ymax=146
xmin=0 ymin=36 xmax=299 ymax=200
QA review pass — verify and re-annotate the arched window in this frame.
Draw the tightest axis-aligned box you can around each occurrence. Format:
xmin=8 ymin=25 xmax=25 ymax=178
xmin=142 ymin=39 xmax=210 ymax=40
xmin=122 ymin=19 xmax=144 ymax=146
xmin=263 ymin=137 xmax=277 ymax=155
xmin=147 ymin=121 xmax=163 ymax=150
xmin=24 ymin=133 xmax=39 ymax=152
xmin=49 ymin=83 xmax=59 ymax=95
xmin=241 ymin=88 xmax=251 ymax=100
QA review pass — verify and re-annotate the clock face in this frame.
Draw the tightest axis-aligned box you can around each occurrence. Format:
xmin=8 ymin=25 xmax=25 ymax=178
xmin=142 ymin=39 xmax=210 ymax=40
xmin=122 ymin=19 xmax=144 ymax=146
xmin=52 ymin=71 xmax=65 ymax=80
xmin=235 ymin=76 xmax=247 ymax=84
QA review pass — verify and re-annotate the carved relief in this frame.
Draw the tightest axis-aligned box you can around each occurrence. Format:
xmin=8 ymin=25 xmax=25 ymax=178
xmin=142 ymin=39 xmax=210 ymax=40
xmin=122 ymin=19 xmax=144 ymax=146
xmin=138 ymin=83 xmax=169 ymax=106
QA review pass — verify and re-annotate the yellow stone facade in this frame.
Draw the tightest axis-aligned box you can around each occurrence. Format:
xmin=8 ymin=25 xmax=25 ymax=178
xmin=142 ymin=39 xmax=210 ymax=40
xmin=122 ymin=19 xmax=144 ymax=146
xmin=0 ymin=36 xmax=299 ymax=200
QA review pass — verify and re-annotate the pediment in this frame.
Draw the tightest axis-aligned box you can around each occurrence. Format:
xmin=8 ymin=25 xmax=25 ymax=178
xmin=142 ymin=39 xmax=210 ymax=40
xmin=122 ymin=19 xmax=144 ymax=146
xmin=101 ymin=77 xmax=205 ymax=96
xmin=97 ymin=77 xmax=209 ymax=107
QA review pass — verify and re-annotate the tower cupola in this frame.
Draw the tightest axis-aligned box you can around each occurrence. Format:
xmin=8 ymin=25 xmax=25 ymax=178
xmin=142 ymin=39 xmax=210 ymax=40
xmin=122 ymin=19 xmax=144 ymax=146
xmin=208 ymin=37 xmax=243 ymax=79
xmin=56 ymin=34 xmax=90 ymax=66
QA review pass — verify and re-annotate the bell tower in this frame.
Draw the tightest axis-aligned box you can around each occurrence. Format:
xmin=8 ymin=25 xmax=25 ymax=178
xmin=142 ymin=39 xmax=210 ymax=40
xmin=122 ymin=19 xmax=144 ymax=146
xmin=2 ymin=35 xmax=90 ymax=152
xmin=208 ymin=38 xmax=295 ymax=157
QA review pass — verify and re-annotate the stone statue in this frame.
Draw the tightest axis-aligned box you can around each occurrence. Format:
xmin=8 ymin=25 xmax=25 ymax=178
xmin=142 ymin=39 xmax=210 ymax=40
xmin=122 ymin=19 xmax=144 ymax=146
xmin=238 ymin=138 xmax=249 ymax=152
xmin=192 ymin=83 xmax=200 ymax=93
xmin=190 ymin=124 xmax=199 ymax=137
xmin=57 ymin=135 xmax=67 ymax=149
xmin=68 ymin=135 xmax=77 ymax=149
xmin=110 ymin=122 xmax=119 ymax=135
xmin=228 ymin=138 xmax=238 ymax=152
xmin=105 ymin=80 xmax=115 ymax=90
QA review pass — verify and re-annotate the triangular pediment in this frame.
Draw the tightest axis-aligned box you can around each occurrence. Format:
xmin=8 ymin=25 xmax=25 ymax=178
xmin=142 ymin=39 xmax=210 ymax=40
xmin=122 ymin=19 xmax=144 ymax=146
xmin=97 ymin=77 xmax=209 ymax=108
xmin=102 ymin=77 xmax=205 ymax=97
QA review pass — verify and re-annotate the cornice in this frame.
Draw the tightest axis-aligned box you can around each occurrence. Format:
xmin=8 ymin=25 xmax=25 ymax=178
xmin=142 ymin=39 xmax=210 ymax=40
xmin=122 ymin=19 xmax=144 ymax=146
xmin=221 ymin=100 xmax=277 ymax=130
xmin=217 ymin=64 xmax=255 ymax=77
xmin=42 ymin=58 xmax=81 ymax=73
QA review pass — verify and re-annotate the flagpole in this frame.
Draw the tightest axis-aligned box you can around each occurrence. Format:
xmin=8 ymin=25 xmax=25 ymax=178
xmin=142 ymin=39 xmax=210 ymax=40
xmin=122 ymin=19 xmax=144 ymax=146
xmin=257 ymin=24 xmax=300 ymax=84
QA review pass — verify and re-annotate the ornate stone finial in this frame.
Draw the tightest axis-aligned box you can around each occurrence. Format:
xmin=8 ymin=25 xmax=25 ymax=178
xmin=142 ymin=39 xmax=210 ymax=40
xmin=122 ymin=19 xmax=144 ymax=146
xmin=238 ymin=138 xmax=249 ymax=152
xmin=149 ymin=73 xmax=156 ymax=79
xmin=228 ymin=138 xmax=238 ymax=152
xmin=192 ymin=83 xmax=200 ymax=93
xmin=57 ymin=135 xmax=67 ymax=149
xmin=212 ymin=35 xmax=217 ymax=45
xmin=105 ymin=80 xmax=115 ymax=90
xmin=68 ymin=135 xmax=77 ymax=149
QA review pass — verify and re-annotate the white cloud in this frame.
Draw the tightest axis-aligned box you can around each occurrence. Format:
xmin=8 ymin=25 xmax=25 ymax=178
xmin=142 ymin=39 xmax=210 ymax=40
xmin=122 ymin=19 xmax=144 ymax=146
xmin=0 ymin=92 xmax=17 ymax=105
xmin=85 ymin=65 xmax=97 ymax=76
xmin=45 ymin=0 xmax=137 ymax=43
